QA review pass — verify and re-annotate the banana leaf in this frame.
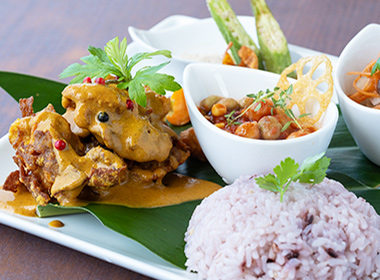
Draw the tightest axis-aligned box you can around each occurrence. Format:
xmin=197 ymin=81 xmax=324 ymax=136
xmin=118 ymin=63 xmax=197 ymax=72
xmin=1 ymin=71 xmax=380 ymax=269
xmin=0 ymin=71 xmax=66 ymax=114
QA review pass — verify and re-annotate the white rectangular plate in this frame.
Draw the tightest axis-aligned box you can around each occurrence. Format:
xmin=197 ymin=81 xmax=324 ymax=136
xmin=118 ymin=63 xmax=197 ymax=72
xmin=0 ymin=15 xmax=337 ymax=280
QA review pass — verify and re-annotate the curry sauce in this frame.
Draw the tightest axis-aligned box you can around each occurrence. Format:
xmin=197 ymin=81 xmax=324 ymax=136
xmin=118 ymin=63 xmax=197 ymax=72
xmin=0 ymin=186 xmax=37 ymax=217
xmin=0 ymin=173 xmax=221 ymax=217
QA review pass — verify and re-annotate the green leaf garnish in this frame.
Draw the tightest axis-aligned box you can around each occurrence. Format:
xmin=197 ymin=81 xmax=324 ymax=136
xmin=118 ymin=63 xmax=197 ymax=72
xmin=104 ymin=37 xmax=130 ymax=80
xmin=59 ymin=37 xmax=181 ymax=107
xmin=224 ymin=110 xmax=236 ymax=124
xmin=227 ymin=84 xmax=308 ymax=129
xmin=59 ymin=55 xmax=115 ymax=84
xmin=371 ymin=57 xmax=380 ymax=76
xmin=88 ymin=46 xmax=111 ymax=63
xmin=295 ymin=153 xmax=330 ymax=184
xmin=255 ymin=153 xmax=330 ymax=201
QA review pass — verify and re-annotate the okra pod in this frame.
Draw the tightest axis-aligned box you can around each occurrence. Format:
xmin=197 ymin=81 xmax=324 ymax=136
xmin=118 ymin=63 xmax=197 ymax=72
xmin=206 ymin=0 xmax=263 ymax=69
xmin=250 ymin=0 xmax=292 ymax=74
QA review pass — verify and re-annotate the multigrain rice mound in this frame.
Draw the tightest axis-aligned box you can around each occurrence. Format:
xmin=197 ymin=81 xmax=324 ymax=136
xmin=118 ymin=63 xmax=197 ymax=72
xmin=184 ymin=176 xmax=380 ymax=280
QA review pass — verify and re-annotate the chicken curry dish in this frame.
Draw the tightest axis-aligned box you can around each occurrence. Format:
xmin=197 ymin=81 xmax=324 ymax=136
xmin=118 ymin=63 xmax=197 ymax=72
xmin=1 ymin=80 xmax=220 ymax=215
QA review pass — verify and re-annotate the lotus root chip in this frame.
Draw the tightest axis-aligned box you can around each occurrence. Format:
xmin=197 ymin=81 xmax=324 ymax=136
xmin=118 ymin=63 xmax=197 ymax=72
xmin=276 ymin=55 xmax=333 ymax=127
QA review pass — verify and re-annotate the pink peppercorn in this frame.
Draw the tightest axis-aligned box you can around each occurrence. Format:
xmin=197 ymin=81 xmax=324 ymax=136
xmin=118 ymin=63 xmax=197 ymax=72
xmin=83 ymin=77 xmax=92 ymax=83
xmin=95 ymin=77 xmax=105 ymax=85
xmin=126 ymin=99 xmax=134 ymax=111
xmin=54 ymin=140 xmax=66 ymax=151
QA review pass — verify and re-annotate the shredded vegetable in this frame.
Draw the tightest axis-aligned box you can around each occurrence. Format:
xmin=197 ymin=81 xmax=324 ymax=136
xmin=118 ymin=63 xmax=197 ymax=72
xmin=347 ymin=55 xmax=380 ymax=108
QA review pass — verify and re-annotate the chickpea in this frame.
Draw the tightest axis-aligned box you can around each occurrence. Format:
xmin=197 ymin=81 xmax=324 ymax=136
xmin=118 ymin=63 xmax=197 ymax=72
xmin=258 ymin=116 xmax=282 ymax=140
xmin=234 ymin=122 xmax=260 ymax=139
xmin=211 ymin=103 xmax=227 ymax=117
xmin=272 ymin=109 xmax=290 ymax=126
xmin=238 ymin=97 xmax=254 ymax=108
xmin=215 ymin=122 xmax=225 ymax=129
xmin=217 ymin=97 xmax=241 ymax=111
xmin=244 ymin=99 xmax=274 ymax=122
xmin=199 ymin=95 xmax=222 ymax=113
xmin=273 ymin=113 xmax=296 ymax=139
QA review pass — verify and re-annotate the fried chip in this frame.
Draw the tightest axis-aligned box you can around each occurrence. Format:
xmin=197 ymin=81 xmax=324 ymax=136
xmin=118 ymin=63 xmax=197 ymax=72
xmin=276 ymin=55 xmax=333 ymax=127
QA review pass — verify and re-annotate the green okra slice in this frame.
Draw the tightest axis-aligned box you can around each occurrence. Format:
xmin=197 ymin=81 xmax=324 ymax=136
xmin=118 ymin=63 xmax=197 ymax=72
xmin=250 ymin=0 xmax=292 ymax=74
xmin=207 ymin=0 xmax=263 ymax=68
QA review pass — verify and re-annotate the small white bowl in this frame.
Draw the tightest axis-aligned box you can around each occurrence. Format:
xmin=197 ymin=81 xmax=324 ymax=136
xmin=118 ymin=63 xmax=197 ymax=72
xmin=334 ymin=23 xmax=380 ymax=166
xmin=183 ymin=63 xmax=338 ymax=183
xmin=129 ymin=15 xmax=339 ymax=91
xmin=129 ymin=16 xmax=229 ymax=65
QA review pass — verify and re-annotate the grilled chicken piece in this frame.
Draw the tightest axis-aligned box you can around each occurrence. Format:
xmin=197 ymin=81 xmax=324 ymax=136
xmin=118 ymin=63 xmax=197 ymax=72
xmin=62 ymin=83 xmax=189 ymax=181
xmin=4 ymin=97 xmax=127 ymax=206
xmin=62 ymin=83 xmax=174 ymax=162
xmin=179 ymin=127 xmax=207 ymax=162
xmin=4 ymin=82 xmax=191 ymax=205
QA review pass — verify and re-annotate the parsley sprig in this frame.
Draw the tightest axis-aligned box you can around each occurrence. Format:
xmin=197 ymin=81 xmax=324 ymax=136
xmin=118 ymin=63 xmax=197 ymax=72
xmin=255 ymin=153 xmax=330 ymax=201
xmin=59 ymin=37 xmax=181 ymax=107
xmin=371 ymin=57 xmax=380 ymax=76
xmin=227 ymin=85 xmax=308 ymax=131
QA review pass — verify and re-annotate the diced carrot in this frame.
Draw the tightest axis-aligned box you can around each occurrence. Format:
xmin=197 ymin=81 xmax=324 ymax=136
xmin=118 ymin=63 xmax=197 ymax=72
xmin=166 ymin=88 xmax=190 ymax=126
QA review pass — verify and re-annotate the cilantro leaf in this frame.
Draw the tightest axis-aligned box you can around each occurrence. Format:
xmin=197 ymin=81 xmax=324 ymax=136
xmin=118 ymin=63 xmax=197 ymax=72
xmin=137 ymin=71 xmax=181 ymax=96
xmin=88 ymin=46 xmax=110 ymax=63
xmin=127 ymin=50 xmax=172 ymax=72
xmin=273 ymin=157 xmax=299 ymax=187
xmin=371 ymin=57 xmax=380 ymax=76
xmin=60 ymin=37 xmax=181 ymax=107
xmin=255 ymin=174 xmax=279 ymax=193
xmin=296 ymin=152 xmax=330 ymax=184
xmin=104 ymin=37 xmax=130 ymax=80
xmin=117 ymin=62 xmax=181 ymax=107
xmin=59 ymin=55 xmax=115 ymax=84
xmin=255 ymin=153 xmax=330 ymax=201
xmin=123 ymin=79 xmax=147 ymax=108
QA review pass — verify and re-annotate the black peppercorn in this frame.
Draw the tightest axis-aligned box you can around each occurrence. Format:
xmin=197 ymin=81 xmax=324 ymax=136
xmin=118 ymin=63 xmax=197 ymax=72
xmin=97 ymin=112 xmax=109 ymax=122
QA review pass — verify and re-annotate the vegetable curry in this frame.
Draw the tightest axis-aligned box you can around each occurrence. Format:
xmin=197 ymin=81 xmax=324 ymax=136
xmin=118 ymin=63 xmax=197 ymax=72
xmin=198 ymin=89 xmax=317 ymax=141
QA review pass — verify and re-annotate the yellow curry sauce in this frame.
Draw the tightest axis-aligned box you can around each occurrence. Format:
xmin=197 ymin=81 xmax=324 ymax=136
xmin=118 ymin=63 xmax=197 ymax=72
xmin=0 ymin=186 xmax=37 ymax=217
xmin=0 ymin=174 xmax=221 ymax=217
xmin=76 ymin=173 xmax=221 ymax=208
xmin=49 ymin=220 xmax=65 ymax=228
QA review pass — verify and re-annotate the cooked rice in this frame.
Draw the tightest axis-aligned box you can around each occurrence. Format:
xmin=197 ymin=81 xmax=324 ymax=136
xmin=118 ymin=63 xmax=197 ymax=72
xmin=184 ymin=176 xmax=380 ymax=280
